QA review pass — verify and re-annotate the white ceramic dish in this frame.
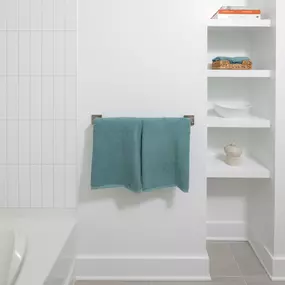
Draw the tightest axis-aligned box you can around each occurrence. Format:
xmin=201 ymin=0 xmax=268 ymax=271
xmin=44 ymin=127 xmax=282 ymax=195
xmin=214 ymin=101 xmax=252 ymax=118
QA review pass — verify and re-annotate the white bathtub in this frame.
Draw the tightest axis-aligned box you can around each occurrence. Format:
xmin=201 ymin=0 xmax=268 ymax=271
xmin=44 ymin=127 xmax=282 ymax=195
xmin=0 ymin=210 xmax=76 ymax=285
xmin=0 ymin=228 xmax=27 ymax=285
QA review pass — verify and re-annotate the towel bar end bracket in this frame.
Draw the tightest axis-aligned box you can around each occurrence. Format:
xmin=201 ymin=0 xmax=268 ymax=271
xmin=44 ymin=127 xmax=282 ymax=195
xmin=92 ymin=115 xmax=194 ymax=126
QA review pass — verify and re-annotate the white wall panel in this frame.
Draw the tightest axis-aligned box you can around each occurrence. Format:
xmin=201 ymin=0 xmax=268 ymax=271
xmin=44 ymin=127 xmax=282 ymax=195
xmin=30 ymin=32 xmax=41 ymax=74
xmin=54 ymin=32 xmax=65 ymax=75
xmin=42 ymin=0 xmax=54 ymax=30
xmin=0 ymin=77 xmax=6 ymax=118
xmin=6 ymin=32 xmax=18 ymax=75
xmin=0 ymin=32 xmax=6 ymax=75
xmin=0 ymin=2 xmax=6 ymax=30
xmin=19 ymin=121 xmax=30 ymax=164
xmin=30 ymin=121 xmax=41 ymax=164
xmin=65 ymin=120 xmax=76 ymax=165
xmin=55 ymin=0 xmax=66 ymax=30
xmin=19 ymin=0 xmax=30 ymax=30
xmin=54 ymin=121 xmax=65 ymax=164
xmin=30 ymin=77 xmax=41 ymax=119
xmin=66 ymin=0 xmax=77 ymax=30
xmin=0 ymin=166 xmax=6 ymax=207
xmin=65 ymin=32 xmax=77 ymax=75
xmin=30 ymin=0 xmax=42 ymax=29
xmin=19 ymin=77 xmax=30 ymax=119
xmin=42 ymin=32 xmax=54 ymax=75
xmin=65 ymin=77 xmax=76 ymax=119
xmin=6 ymin=77 xmax=18 ymax=119
xmin=6 ymin=121 xmax=18 ymax=164
xmin=54 ymin=77 xmax=65 ymax=119
xmin=0 ymin=121 xmax=6 ymax=164
xmin=42 ymin=77 xmax=54 ymax=119
xmin=7 ymin=165 xmax=18 ymax=207
xmin=19 ymin=166 xmax=31 ymax=207
xmin=6 ymin=0 xmax=17 ymax=30
xmin=42 ymin=120 xmax=54 ymax=165
xmin=19 ymin=32 xmax=30 ymax=75
xmin=30 ymin=165 xmax=42 ymax=207
xmin=42 ymin=165 xmax=54 ymax=207
xmin=0 ymin=0 xmax=77 ymax=208
xmin=65 ymin=165 xmax=76 ymax=208
xmin=54 ymin=165 xmax=65 ymax=208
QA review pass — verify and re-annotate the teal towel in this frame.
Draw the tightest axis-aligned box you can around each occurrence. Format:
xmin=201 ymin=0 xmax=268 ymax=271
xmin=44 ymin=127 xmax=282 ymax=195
xmin=212 ymin=56 xmax=250 ymax=64
xmin=141 ymin=118 xmax=190 ymax=192
xmin=91 ymin=118 xmax=142 ymax=192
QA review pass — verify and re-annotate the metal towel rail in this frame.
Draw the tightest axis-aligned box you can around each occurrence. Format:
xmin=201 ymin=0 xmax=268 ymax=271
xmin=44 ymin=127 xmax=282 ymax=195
xmin=91 ymin=115 xmax=195 ymax=126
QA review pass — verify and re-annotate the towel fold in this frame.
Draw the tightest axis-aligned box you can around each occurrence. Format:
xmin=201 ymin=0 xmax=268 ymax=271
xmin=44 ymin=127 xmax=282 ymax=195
xmin=212 ymin=56 xmax=250 ymax=64
xmin=91 ymin=118 xmax=142 ymax=192
xmin=91 ymin=118 xmax=190 ymax=193
xmin=142 ymin=118 xmax=190 ymax=192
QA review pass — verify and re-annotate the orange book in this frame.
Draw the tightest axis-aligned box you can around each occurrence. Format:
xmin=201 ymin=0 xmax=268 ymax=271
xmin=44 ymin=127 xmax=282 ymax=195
xmin=211 ymin=6 xmax=261 ymax=19
xmin=219 ymin=10 xmax=261 ymax=15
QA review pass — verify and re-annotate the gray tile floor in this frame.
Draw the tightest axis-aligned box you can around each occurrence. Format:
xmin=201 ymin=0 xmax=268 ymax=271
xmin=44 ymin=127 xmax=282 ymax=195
xmin=76 ymin=242 xmax=285 ymax=285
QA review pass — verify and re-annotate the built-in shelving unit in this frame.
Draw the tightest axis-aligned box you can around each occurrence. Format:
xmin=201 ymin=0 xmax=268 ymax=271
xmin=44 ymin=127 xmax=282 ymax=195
xmin=207 ymin=11 xmax=272 ymax=179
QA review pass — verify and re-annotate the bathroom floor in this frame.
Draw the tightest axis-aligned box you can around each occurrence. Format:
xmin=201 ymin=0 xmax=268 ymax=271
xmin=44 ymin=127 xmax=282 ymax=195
xmin=76 ymin=242 xmax=284 ymax=285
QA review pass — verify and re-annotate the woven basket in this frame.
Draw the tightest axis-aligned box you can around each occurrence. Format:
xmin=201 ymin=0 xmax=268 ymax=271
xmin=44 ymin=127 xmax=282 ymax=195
xmin=212 ymin=60 xmax=252 ymax=70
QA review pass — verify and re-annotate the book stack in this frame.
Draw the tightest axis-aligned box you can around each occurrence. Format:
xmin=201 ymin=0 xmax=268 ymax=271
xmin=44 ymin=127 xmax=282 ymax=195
xmin=211 ymin=6 xmax=261 ymax=20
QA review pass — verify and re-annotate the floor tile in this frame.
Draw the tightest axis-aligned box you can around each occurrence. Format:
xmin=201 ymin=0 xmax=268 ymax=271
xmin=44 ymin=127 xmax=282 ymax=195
xmin=230 ymin=242 xmax=267 ymax=277
xmin=244 ymin=275 xmax=285 ymax=285
xmin=150 ymin=281 xmax=242 ymax=285
xmin=211 ymin=277 xmax=246 ymax=284
xmin=207 ymin=242 xmax=242 ymax=277
xmin=150 ymin=282 xmax=212 ymax=285
xmin=75 ymin=281 xmax=150 ymax=285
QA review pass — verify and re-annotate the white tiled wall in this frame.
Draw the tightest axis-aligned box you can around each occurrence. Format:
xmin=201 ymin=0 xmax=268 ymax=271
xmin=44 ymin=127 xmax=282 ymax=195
xmin=0 ymin=0 xmax=77 ymax=208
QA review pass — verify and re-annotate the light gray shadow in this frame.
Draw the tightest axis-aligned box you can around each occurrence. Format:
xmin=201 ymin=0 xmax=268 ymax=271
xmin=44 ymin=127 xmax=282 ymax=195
xmin=78 ymin=125 xmax=175 ymax=209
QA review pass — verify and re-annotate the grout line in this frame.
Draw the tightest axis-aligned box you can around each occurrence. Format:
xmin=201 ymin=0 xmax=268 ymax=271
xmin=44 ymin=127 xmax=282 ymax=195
xmin=40 ymin=0 xmax=43 ymax=208
xmin=52 ymin=0 xmax=55 ymax=208
xmin=0 ymin=74 xmax=77 ymax=77
xmin=4 ymin=20 xmax=7 ymax=207
xmin=64 ymin=4 xmax=67 ymax=208
xmin=17 ymin=0 xmax=20 ymax=207
xmin=75 ymin=0 xmax=78 ymax=208
xmin=0 ymin=164 xmax=77 ymax=166
xmin=0 ymin=29 xmax=76 ymax=31
xmin=29 ymin=0 xmax=32 ymax=207
xmin=0 ymin=118 xmax=77 ymax=121
xmin=229 ymin=243 xmax=247 ymax=284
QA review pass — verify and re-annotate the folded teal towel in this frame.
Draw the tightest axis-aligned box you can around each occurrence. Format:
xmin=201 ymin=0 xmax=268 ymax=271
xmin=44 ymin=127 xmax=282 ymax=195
xmin=212 ymin=56 xmax=250 ymax=64
xmin=91 ymin=118 xmax=190 ymax=193
xmin=91 ymin=118 xmax=142 ymax=192
xmin=142 ymin=118 xmax=190 ymax=192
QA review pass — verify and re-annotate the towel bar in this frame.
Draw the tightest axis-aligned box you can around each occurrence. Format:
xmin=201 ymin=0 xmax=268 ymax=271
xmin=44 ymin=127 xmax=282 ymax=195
xmin=91 ymin=114 xmax=195 ymax=126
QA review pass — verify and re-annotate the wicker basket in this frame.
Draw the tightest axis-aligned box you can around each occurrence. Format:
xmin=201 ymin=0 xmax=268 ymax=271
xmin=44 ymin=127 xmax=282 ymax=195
xmin=212 ymin=60 xmax=252 ymax=70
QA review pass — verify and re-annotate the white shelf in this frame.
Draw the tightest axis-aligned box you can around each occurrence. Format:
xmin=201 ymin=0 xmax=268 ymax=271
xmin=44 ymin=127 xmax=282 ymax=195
xmin=207 ymin=152 xmax=270 ymax=178
xmin=207 ymin=111 xmax=271 ymax=128
xmin=207 ymin=69 xmax=271 ymax=78
xmin=208 ymin=19 xmax=271 ymax=28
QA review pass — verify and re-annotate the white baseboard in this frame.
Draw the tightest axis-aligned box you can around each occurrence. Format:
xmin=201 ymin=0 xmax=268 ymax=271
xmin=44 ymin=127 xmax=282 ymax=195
xmin=249 ymin=228 xmax=285 ymax=280
xmin=76 ymin=255 xmax=210 ymax=281
xmin=207 ymin=221 xmax=247 ymax=241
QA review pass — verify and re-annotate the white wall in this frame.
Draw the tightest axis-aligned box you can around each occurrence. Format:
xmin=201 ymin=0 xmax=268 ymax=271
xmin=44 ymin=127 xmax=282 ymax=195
xmin=0 ymin=0 xmax=77 ymax=208
xmin=77 ymin=0 xmax=209 ymax=279
xmin=207 ymin=179 xmax=249 ymax=240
